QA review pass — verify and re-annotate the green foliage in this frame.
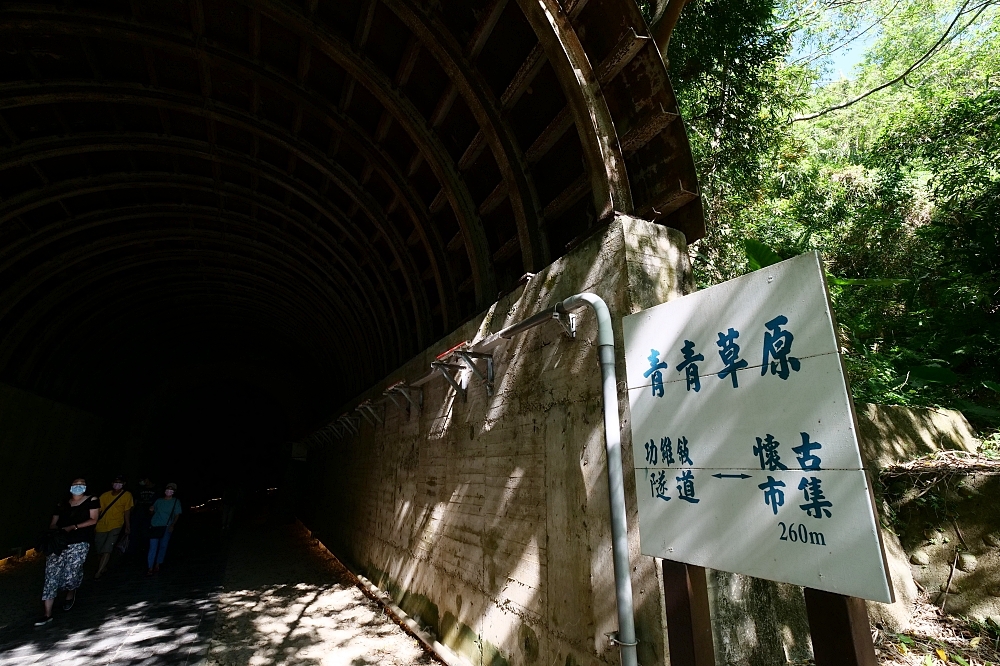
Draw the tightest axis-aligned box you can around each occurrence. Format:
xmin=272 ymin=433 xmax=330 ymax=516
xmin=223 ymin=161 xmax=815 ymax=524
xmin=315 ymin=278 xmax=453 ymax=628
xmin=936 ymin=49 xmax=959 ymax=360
xmin=670 ymin=0 xmax=1000 ymax=432
xmin=636 ymin=0 xmax=654 ymax=24
xmin=744 ymin=239 xmax=783 ymax=270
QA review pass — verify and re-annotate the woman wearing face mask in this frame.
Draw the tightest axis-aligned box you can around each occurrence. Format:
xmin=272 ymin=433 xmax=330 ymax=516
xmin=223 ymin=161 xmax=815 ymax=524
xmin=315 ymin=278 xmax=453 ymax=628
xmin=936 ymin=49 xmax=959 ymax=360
xmin=35 ymin=478 xmax=100 ymax=626
xmin=147 ymin=482 xmax=182 ymax=575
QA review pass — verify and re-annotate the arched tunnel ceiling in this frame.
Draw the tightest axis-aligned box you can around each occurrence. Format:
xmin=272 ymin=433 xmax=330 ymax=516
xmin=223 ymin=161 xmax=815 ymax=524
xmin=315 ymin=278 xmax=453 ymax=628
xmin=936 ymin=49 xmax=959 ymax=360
xmin=0 ymin=0 xmax=701 ymax=432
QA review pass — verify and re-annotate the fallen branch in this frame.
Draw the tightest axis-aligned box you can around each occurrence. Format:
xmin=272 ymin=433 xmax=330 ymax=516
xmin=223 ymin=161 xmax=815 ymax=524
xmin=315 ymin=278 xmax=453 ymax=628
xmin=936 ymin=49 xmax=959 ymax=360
xmin=950 ymin=517 xmax=969 ymax=550
xmin=937 ymin=550 xmax=959 ymax=613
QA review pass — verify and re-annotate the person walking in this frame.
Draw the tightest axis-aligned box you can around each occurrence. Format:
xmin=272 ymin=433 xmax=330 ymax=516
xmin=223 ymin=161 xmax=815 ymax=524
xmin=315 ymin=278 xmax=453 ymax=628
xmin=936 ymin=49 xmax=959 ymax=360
xmin=94 ymin=475 xmax=133 ymax=579
xmin=147 ymin=483 xmax=182 ymax=575
xmin=220 ymin=480 xmax=244 ymax=530
xmin=132 ymin=478 xmax=157 ymax=559
xmin=35 ymin=478 xmax=99 ymax=627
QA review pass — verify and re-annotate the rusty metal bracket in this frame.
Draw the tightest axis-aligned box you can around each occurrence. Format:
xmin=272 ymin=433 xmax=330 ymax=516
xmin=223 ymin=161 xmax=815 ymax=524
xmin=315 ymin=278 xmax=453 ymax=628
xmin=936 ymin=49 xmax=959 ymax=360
xmin=553 ymin=307 xmax=577 ymax=338
xmin=338 ymin=415 xmax=359 ymax=435
xmin=393 ymin=384 xmax=422 ymax=410
xmin=384 ymin=390 xmax=405 ymax=412
xmin=456 ymin=350 xmax=494 ymax=396
xmin=356 ymin=407 xmax=374 ymax=426
xmin=385 ymin=381 xmax=422 ymax=412
xmin=431 ymin=361 xmax=466 ymax=401
xmin=357 ymin=402 xmax=383 ymax=426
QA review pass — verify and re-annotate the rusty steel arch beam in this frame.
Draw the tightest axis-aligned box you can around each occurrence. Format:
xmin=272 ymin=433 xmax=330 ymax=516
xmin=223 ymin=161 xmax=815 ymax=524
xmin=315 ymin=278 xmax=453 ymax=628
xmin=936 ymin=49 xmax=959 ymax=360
xmin=244 ymin=0 xmax=498 ymax=305
xmin=0 ymin=131 xmax=433 ymax=347
xmin=32 ymin=270 xmax=358 ymax=359
xmin=0 ymin=203 xmax=399 ymax=363
xmin=0 ymin=230 xmax=382 ymax=358
xmin=0 ymin=203 xmax=378 ymax=318
xmin=0 ymin=215 xmax=390 ymax=360
xmin=515 ymin=0 xmax=632 ymax=220
xmin=18 ymin=268 xmax=364 ymax=386
xmin=0 ymin=240 xmax=372 ymax=361
xmin=0 ymin=182 xmax=404 ymax=342
xmin=0 ymin=76 xmax=458 ymax=330
xmin=19 ymin=278 xmax=363 ymax=393
xmin=383 ymin=0 xmax=549 ymax=272
xmin=0 ymin=171 xmax=413 ymax=358
xmin=0 ymin=6 xmax=496 ymax=308
xmin=0 ymin=131 xmax=436 ymax=343
xmin=1 ymin=251 xmax=377 ymax=382
xmin=0 ymin=192 xmax=410 ymax=369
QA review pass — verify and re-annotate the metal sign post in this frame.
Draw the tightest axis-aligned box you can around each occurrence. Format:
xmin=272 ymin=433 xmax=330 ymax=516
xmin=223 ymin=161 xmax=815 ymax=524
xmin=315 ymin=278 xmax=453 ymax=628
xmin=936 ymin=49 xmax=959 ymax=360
xmin=661 ymin=559 xmax=715 ymax=666
xmin=622 ymin=252 xmax=893 ymax=664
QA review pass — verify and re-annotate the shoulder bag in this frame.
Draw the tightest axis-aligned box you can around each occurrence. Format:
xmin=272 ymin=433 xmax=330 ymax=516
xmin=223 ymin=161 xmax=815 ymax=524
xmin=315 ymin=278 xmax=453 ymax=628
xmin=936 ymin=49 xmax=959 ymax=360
xmin=92 ymin=491 xmax=126 ymax=545
xmin=98 ymin=491 xmax=126 ymax=523
xmin=148 ymin=499 xmax=179 ymax=539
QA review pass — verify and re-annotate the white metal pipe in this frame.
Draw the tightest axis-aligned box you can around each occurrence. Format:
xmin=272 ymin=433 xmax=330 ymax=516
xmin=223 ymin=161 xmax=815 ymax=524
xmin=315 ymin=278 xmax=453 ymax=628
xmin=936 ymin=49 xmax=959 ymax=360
xmin=298 ymin=291 xmax=638 ymax=666
xmin=558 ymin=293 xmax=638 ymax=666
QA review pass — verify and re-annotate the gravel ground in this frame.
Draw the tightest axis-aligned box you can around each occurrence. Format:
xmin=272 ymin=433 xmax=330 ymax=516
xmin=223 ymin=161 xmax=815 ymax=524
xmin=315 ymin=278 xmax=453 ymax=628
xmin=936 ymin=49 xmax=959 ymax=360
xmin=204 ymin=517 xmax=439 ymax=666
xmin=0 ymin=514 xmax=225 ymax=665
xmin=873 ymin=597 xmax=1000 ymax=666
xmin=6 ymin=517 xmax=994 ymax=665
xmin=0 ymin=512 xmax=438 ymax=665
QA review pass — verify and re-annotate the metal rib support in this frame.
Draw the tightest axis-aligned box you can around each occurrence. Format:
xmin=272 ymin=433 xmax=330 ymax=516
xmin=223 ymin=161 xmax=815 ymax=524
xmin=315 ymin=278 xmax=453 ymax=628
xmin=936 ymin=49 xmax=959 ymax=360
xmin=364 ymin=403 xmax=383 ymax=424
xmin=338 ymin=415 xmax=359 ymax=435
xmin=456 ymin=350 xmax=494 ymax=396
xmin=356 ymin=408 xmax=375 ymax=426
xmin=384 ymin=390 xmax=405 ymax=411
xmin=430 ymin=361 xmax=466 ymax=401
xmin=392 ymin=385 xmax=420 ymax=409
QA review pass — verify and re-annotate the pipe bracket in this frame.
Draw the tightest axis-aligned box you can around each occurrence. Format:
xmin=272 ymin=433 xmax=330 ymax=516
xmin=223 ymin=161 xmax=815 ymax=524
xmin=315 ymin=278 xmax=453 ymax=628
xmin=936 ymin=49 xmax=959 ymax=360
xmin=457 ymin=351 xmax=494 ymax=396
xmin=392 ymin=384 xmax=422 ymax=410
xmin=553 ymin=307 xmax=577 ymax=338
xmin=431 ymin=362 xmax=467 ymax=401
xmin=605 ymin=632 xmax=639 ymax=647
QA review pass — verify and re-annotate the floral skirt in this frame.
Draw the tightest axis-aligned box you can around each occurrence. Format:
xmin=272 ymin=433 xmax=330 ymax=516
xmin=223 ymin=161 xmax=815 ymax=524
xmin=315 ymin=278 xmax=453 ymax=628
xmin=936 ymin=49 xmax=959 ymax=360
xmin=42 ymin=542 xmax=89 ymax=600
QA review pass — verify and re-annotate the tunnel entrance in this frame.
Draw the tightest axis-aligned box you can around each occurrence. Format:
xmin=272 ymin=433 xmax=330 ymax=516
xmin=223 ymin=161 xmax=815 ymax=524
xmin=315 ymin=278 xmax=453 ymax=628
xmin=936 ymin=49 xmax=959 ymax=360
xmin=1 ymin=1 xmax=704 ymax=664
xmin=0 ymin=0 xmax=699 ymax=546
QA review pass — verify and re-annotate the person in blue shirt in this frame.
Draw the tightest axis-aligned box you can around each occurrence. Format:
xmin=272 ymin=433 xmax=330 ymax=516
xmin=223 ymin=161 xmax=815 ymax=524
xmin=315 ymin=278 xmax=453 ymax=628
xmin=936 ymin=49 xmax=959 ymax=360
xmin=147 ymin=483 xmax=182 ymax=575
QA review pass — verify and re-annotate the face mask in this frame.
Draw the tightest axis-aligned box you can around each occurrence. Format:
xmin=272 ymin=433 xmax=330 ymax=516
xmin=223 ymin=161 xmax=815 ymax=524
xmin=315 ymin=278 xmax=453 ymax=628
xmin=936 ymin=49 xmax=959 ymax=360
xmin=112 ymin=483 xmax=123 ymax=490
xmin=164 ymin=490 xmax=175 ymax=497
xmin=70 ymin=485 xmax=86 ymax=495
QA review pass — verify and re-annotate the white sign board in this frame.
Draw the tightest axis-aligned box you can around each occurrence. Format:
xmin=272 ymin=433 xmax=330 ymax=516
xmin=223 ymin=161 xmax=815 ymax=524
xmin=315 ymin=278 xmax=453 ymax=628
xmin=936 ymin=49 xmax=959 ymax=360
xmin=623 ymin=252 xmax=893 ymax=603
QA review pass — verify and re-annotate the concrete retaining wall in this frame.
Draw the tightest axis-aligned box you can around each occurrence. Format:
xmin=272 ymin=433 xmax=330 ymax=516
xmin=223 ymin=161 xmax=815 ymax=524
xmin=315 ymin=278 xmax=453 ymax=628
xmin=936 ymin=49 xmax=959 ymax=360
xmin=309 ymin=216 xmax=693 ymax=666
xmin=306 ymin=216 xmax=988 ymax=666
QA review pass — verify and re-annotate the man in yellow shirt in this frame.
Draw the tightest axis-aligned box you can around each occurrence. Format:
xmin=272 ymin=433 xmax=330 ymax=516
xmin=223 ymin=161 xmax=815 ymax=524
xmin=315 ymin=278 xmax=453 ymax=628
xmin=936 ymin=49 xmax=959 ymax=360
xmin=94 ymin=475 xmax=134 ymax=579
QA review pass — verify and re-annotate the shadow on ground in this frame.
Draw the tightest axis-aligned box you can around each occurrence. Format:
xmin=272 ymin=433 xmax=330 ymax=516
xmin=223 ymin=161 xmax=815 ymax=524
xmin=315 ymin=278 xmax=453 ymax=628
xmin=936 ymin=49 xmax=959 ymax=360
xmin=0 ymin=511 xmax=226 ymax=665
xmin=0 ymin=508 xmax=437 ymax=666
xmin=204 ymin=517 xmax=437 ymax=666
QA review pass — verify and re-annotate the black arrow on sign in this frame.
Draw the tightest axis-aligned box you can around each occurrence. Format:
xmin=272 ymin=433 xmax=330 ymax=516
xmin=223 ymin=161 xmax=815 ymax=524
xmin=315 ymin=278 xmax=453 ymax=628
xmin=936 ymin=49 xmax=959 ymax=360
xmin=712 ymin=473 xmax=752 ymax=479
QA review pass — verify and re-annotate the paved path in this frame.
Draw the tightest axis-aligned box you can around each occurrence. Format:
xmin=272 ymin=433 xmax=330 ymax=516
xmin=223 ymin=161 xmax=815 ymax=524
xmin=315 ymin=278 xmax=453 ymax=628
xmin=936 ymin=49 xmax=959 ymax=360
xmin=0 ymin=512 xmax=226 ymax=665
xmin=0 ymin=512 xmax=437 ymax=666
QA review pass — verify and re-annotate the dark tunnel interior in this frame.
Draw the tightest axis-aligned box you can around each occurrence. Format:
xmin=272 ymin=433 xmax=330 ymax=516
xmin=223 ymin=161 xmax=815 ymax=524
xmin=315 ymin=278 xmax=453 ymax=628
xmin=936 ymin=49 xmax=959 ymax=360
xmin=0 ymin=0 xmax=702 ymax=537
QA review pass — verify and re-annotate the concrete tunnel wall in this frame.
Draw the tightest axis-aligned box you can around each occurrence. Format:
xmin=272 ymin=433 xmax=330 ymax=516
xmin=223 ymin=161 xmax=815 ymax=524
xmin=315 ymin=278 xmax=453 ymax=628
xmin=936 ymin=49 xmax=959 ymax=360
xmin=0 ymin=382 xmax=108 ymax=555
xmin=306 ymin=216 xmax=695 ymax=666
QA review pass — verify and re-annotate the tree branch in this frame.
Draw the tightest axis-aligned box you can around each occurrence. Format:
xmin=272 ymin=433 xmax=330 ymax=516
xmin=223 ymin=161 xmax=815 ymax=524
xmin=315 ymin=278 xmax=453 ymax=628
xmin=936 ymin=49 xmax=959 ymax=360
xmin=792 ymin=0 xmax=976 ymax=122
xmin=790 ymin=0 xmax=904 ymax=68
